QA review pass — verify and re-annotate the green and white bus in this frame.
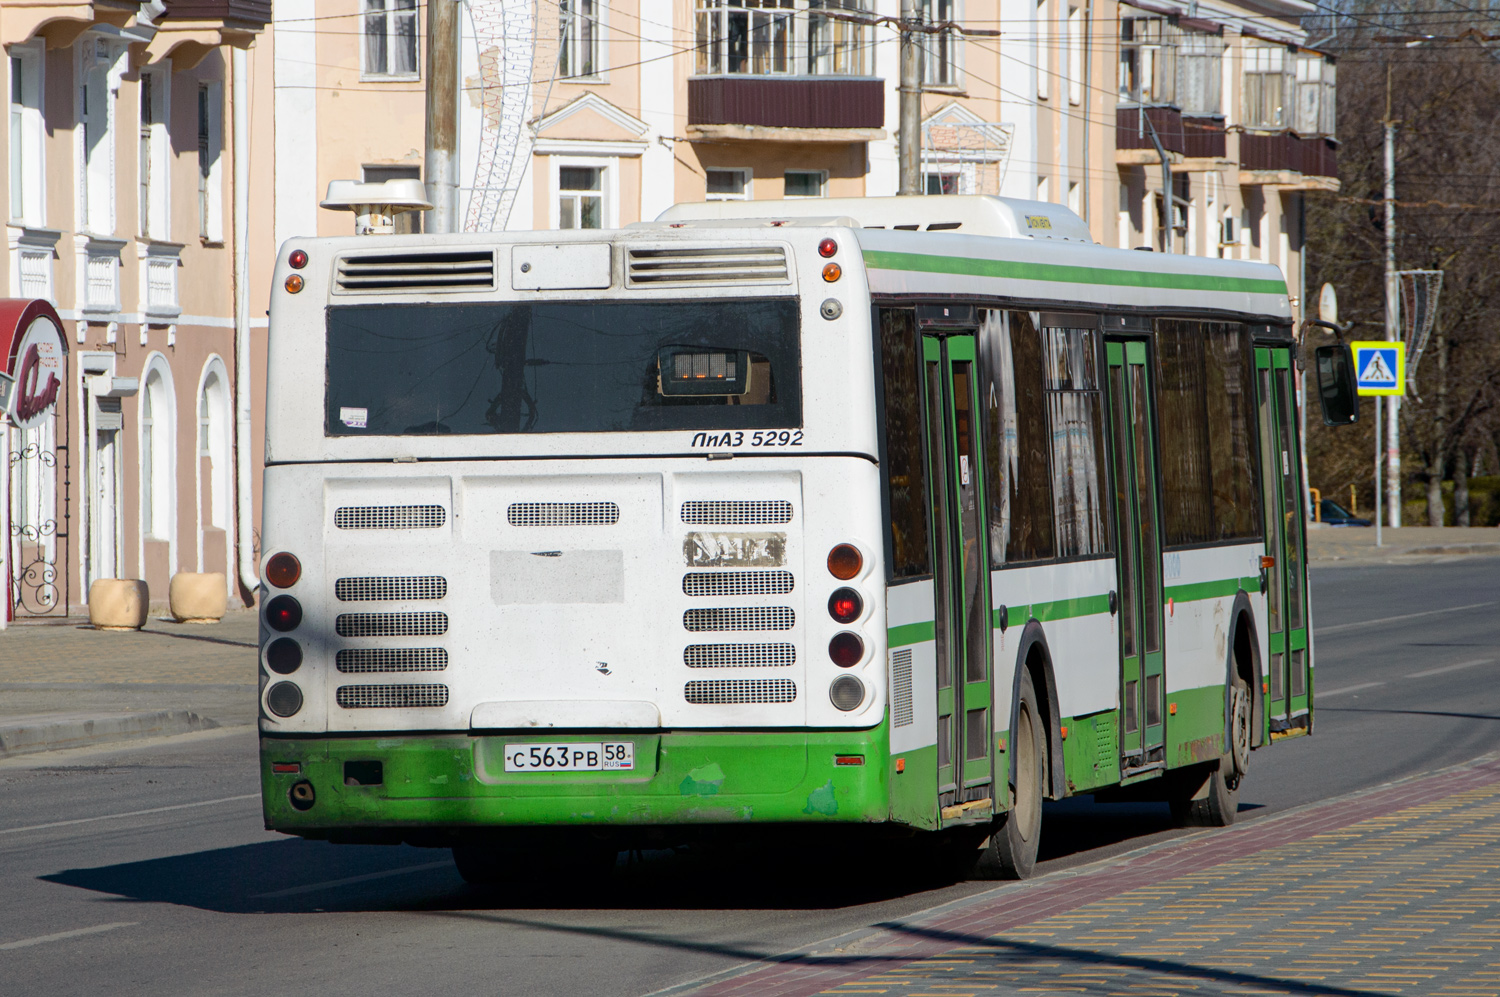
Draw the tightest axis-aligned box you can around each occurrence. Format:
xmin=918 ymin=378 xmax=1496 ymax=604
xmin=258 ymin=196 xmax=1316 ymax=880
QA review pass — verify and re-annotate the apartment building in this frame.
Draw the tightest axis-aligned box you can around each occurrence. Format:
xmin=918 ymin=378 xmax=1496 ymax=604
xmin=2 ymin=0 xmax=271 ymax=620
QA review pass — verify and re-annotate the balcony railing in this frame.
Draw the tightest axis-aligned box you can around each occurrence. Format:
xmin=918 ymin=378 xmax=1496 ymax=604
xmin=1240 ymin=131 xmax=1337 ymax=178
xmin=1116 ymin=106 xmax=1184 ymax=156
xmin=1182 ymin=115 xmax=1226 ymax=159
xmin=159 ymin=0 xmax=272 ymax=25
xmin=688 ymin=76 xmax=883 ymax=131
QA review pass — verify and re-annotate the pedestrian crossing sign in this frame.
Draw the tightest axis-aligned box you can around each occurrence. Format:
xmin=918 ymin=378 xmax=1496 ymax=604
xmin=1350 ymin=341 xmax=1406 ymax=396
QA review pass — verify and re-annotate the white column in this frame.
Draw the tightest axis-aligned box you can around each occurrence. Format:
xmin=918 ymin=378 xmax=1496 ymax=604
xmin=869 ymin=0 xmax=902 ymax=195
xmin=274 ymin=0 xmax=320 ymax=245
xmin=638 ymin=0 xmax=677 ymax=219
xmin=999 ymin=0 xmax=1037 ymax=199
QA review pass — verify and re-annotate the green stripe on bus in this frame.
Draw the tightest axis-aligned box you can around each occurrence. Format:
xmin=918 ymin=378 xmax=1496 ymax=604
xmin=992 ymin=593 xmax=1112 ymax=629
xmin=1164 ymin=577 xmax=1260 ymax=603
xmin=862 ymin=250 xmax=1289 ymax=296
xmin=888 ymin=621 xmax=936 ymax=647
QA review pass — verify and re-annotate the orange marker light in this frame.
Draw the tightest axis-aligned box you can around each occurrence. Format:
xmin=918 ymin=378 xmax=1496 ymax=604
xmin=1261 ymin=555 xmax=1277 ymax=569
xmin=827 ymin=543 xmax=862 ymax=580
xmin=1169 ymin=702 xmax=1178 ymax=715
xmin=1060 ymin=725 xmax=1069 ymax=739
xmin=265 ymin=552 xmax=302 ymax=589
xmin=285 ymin=273 xmax=304 ymax=293
xmin=895 ymin=757 xmax=906 ymax=773
xmin=822 ymin=262 xmax=842 ymax=282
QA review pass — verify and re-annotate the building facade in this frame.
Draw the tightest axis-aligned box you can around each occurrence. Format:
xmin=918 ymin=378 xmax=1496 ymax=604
xmin=2 ymin=0 xmax=270 ymax=620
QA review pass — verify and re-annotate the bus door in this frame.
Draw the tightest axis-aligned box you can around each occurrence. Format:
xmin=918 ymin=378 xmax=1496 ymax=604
xmin=1105 ymin=340 xmax=1166 ymax=769
xmin=922 ymin=331 xmax=995 ymax=810
xmin=1255 ymin=347 xmax=1310 ymax=729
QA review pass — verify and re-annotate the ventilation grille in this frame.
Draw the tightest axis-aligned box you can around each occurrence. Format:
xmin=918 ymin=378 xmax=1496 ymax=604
xmin=685 ymin=678 xmax=797 ymax=705
xmin=336 ymin=576 xmax=447 ymax=602
xmin=337 ymin=683 xmax=450 ymax=709
xmin=335 ymin=505 xmax=446 ymax=530
xmin=336 ymin=648 xmax=449 ymax=673
xmin=891 ymin=648 xmax=915 ymax=727
xmin=683 ymin=607 xmax=795 ymax=632
xmin=684 ymin=643 xmax=796 ymax=668
xmin=627 ymin=247 xmax=788 ymax=286
xmin=682 ymin=500 xmax=793 ymax=526
xmin=683 ymin=571 xmax=795 ymax=598
xmin=336 ymin=612 xmax=449 ymax=637
xmin=336 ymin=251 xmax=495 ymax=293
xmin=508 ymin=502 xmax=620 ymax=527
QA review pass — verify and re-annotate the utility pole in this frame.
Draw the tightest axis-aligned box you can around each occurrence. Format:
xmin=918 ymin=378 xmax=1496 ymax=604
xmin=1383 ymin=63 xmax=1401 ymax=529
xmin=897 ymin=0 xmax=924 ymax=195
xmin=425 ymin=0 xmax=460 ymax=233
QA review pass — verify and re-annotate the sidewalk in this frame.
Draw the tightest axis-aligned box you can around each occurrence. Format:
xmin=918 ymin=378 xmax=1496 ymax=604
xmin=1309 ymin=525 xmax=1500 ymax=564
xmin=667 ymin=753 xmax=1500 ymax=996
xmin=0 ymin=611 xmax=258 ymax=757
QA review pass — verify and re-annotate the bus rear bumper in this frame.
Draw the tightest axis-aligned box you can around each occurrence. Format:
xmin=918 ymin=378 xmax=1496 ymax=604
xmin=260 ymin=728 xmax=893 ymax=836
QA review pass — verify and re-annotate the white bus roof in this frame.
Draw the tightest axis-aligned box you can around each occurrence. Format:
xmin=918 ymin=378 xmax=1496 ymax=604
xmin=650 ymin=195 xmax=1096 ymax=243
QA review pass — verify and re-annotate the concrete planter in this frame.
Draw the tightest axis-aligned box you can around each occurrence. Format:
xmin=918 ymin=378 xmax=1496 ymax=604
xmin=88 ymin=579 xmax=150 ymax=631
xmin=169 ymin=572 xmax=227 ymax=624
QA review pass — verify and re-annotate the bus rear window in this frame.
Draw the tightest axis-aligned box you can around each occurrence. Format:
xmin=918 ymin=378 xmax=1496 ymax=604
xmin=325 ymin=298 xmax=801 ymax=436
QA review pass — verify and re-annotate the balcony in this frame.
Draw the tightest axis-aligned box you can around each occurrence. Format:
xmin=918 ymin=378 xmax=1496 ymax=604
xmin=1182 ymin=116 xmax=1226 ymax=160
xmin=159 ymin=0 xmax=270 ymax=24
xmin=1116 ymin=106 xmax=1185 ymax=157
xmin=1240 ymin=131 xmax=1339 ymax=189
xmin=686 ymin=77 xmax=885 ymax=143
xmin=147 ymin=0 xmax=270 ymax=66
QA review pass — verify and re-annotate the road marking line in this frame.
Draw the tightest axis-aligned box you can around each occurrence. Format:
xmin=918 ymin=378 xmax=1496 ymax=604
xmin=1318 ymin=681 xmax=1386 ymax=698
xmin=1317 ymin=601 xmax=1496 ymax=636
xmin=0 ymin=793 xmax=259 ymax=836
xmin=0 ymin=922 xmax=136 ymax=951
xmin=252 ymin=860 xmax=452 ymax=898
xmin=1406 ymin=658 xmax=1496 ymax=679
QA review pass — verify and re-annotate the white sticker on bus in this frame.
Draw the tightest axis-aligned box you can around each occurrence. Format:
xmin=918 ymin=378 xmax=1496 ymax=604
xmin=340 ymin=407 xmax=368 ymax=429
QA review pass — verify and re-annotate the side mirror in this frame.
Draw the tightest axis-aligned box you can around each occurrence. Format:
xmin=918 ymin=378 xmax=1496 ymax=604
xmin=1314 ymin=344 xmax=1360 ymax=426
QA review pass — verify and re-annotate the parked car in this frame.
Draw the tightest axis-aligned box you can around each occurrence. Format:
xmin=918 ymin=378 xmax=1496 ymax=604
xmin=1319 ymin=499 xmax=1371 ymax=526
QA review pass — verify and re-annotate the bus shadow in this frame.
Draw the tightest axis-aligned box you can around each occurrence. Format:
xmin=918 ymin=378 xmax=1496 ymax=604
xmin=39 ymin=799 xmax=1263 ymax=916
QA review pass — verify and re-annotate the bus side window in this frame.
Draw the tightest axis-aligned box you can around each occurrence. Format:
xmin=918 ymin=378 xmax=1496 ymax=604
xmin=1039 ymin=321 xmax=1110 ymax=558
xmin=977 ymin=310 xmax=1056 ymax=565
xmin=878 ymin=308 xmax=932 ymax=579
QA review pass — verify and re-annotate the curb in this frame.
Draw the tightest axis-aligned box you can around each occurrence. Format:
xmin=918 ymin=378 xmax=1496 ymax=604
xmin=0 ymin=710 xmax=222 ymax=758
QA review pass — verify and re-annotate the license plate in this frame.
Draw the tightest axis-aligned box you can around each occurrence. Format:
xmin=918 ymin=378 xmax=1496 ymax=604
xmin=502 ymin=742 xmax=634 ymax=773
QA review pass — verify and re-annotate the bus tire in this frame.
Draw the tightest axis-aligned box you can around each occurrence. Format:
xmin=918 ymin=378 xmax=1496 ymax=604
xmin=975 ymin=670 xmax=1046 ymax=879
xmin=452 ymin=843 xmax=508 ymax=885
xmin=1170 ymin=677 xmax=1249 ymax=828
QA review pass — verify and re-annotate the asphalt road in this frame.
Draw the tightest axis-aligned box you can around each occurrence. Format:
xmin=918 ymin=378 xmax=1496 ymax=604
xmin=2 ymin=556 xmax=1497 ymax=997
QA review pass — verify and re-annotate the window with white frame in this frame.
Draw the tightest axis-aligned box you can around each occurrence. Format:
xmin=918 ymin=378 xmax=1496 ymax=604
xmin=80 ymin=39 xmax=116 ymax=236
xmin=784 ymin=170 xmax=825 ymax=197
xmin=1177 ymin=32 xmax=1222 ymax=115
xmin=9 ymin=46 xmax=44 ymax=225
xmin=1118 ymin=14 xmax=1175 ymax=105
xmin=363 ymin=0 xmax=419 ymax=78
xmin=926 ymin=171 xmax=960 ymax=195
xmin=560 ymin=0 xmax=604 ymax=79
xmin=199 ymin=366 xmax=230 ymax=531
xmin=694 ymin=0 xmax=869 ymax=75
xmin=706 ymin=168 xmax=752 ymax=200
xmin=139 ymin=68 xmax=170 ymax=239
xmin=1242 ymin=44 xmax=1291 ymax=129
xmin=1294 ymin=53 xmax=1335 ymax=136
xmin=198 ymin=82 xmax=223 ymax=242
xmin=558 ymin=165 xmax=605 ymax=228
xmin=140 ymin=364 xmax=173 ymax=541
xmin=924 ymin=0 xmax=960 ymax=87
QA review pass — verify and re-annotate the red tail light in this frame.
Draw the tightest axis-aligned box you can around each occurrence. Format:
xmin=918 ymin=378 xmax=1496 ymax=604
xmin=828 ymin=587 xmax=863 ymax=623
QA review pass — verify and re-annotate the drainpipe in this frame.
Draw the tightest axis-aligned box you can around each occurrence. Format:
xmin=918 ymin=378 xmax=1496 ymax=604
xmin=232 ymin=46 xmax=257 ymax=599
xmin=1080 ymin=0 xmax=1093 ymax=229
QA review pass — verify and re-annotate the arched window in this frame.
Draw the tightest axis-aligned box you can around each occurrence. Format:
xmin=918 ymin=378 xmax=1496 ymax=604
xmin=140 ymin=359 xmax=174 ymax=541
xmin=198 ymin=363 xmax=231 ymax=532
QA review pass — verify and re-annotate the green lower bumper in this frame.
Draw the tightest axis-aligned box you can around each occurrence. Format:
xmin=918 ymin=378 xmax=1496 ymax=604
xmin=261 ymin=726 xmax=893 ymax=833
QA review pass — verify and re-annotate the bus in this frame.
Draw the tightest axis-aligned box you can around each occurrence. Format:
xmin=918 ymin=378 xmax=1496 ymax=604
xmin=257 ymin=195 xmax=1318 ymax=881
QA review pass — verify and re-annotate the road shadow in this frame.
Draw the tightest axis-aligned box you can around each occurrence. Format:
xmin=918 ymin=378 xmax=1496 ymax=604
xmin=41 ymin=797 xmax=1264 ymax=916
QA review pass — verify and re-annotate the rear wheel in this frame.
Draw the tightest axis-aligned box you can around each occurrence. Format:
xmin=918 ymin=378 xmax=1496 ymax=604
xmin=1170 ymin=676 xmax=1249 ymax=828
xmin=973 ymin=670 xmax=1046 ymax=879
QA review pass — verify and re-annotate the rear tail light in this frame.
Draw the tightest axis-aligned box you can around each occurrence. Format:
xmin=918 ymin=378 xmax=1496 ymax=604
xmin=265 ymin=637 xmax=303 ymax=674
xmin=818 ymin=238 xmax=838 ymax=258
xmin=829 ymin=632 xmax=864 ymax=667
xmin=827 ymin=544 xmax=862 ymax=580
xmin=830 ymin=676 xmax=865 ymax=711
xmin=265 ymin=552 xmax=301 ymax=588
xmin=266 ymin=681 xmax=304 ymax=718
xmin=265 ymin=595 xmax=302 ymax=632
xmin=272 ymin=762 xmax=301 ymax=774
xmin=828 ymin=587 xmax=863 ymax=623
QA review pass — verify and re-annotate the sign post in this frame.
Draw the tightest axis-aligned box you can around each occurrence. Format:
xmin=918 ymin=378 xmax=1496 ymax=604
xmin=1351 ymin=341 xmax=1407 ymax=547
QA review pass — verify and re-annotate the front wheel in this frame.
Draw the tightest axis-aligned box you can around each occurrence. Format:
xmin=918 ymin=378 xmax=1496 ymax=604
xmin=1170 ymin=676 xmax=1250 ymax=828
xmin=973 ymin=670 xmax=1046 ymax=879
